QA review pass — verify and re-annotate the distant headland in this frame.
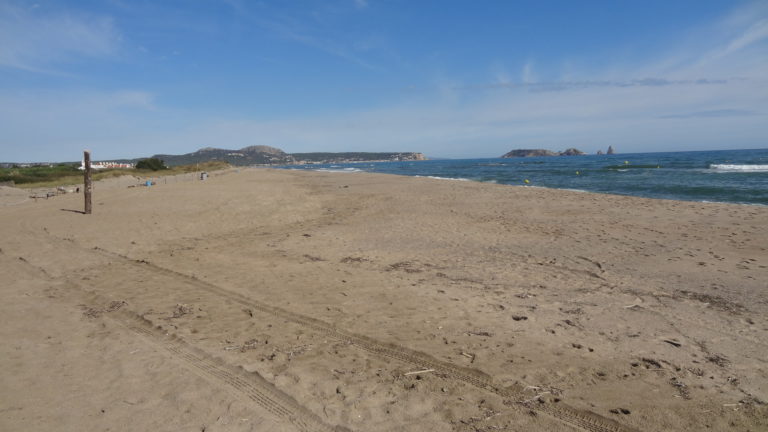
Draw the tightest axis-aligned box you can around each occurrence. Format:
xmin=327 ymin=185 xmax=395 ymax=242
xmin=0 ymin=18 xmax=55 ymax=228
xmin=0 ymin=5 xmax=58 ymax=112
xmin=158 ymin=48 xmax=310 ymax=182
xmin=145 ymin=146 xmax=427 ymax=167
xmin=500 ymin=148 xmax=586 ymax=158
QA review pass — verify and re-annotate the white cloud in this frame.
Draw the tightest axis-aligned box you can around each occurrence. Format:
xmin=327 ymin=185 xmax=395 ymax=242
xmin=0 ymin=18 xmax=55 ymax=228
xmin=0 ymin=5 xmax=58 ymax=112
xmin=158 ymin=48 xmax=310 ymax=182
xmin=722 ymin=18 xmax=768 ymax=56
xmin=0 ymin=2 xmax=120 ymax=72
xmin=521 ymin=61 xmax=536 ymax=83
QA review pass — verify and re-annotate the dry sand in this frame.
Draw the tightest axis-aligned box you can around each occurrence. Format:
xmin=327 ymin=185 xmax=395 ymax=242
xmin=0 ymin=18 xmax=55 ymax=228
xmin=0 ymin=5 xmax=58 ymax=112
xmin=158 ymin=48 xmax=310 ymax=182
xmin=1 ymin=168 xmax=766 ymax=432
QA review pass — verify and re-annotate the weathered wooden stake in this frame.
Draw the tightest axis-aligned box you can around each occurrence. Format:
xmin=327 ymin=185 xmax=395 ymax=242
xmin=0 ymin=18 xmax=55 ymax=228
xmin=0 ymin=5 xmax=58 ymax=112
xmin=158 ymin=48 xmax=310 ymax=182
xmin=84 ymin=150 xmax=92 ymax=214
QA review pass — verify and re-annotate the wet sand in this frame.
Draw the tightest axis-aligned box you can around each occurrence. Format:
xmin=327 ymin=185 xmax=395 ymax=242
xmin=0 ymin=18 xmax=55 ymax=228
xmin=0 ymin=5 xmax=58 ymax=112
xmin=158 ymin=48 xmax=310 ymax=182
xmin=1 ymin=168 xmax=766 ymax=431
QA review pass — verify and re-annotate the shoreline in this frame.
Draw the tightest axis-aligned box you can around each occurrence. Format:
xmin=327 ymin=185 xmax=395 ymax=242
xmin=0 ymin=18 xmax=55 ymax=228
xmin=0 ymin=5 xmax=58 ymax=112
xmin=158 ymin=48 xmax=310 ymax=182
xmin=276 ymin=147 xmax=768 ymax=207
xmin=282 ymin=166 xmax=768 ymax=208
xmin=1 ymin=168 xmax=766 ymax=431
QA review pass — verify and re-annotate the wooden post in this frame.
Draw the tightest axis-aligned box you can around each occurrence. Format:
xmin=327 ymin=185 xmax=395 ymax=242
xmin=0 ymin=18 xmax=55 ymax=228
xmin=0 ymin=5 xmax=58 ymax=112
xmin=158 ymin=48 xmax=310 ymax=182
xmin=84 ymin=150 xmax=92 ymax=214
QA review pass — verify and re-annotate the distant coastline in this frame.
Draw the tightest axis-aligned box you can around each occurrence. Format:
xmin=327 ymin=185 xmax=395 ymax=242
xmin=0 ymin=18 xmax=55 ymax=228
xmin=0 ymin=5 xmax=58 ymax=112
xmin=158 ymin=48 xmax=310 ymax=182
xmin=0 ymin=146 xmax=427 ymax=168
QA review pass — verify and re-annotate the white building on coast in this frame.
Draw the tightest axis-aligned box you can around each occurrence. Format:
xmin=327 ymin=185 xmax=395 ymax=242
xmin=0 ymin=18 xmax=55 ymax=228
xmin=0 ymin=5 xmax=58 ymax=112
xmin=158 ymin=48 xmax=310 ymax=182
xmin=79 ymin=161 xmax=135 ymax=170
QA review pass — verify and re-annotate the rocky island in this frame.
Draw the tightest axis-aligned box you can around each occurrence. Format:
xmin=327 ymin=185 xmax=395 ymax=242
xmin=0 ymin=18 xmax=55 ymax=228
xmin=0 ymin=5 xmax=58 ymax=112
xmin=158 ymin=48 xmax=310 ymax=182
xmin=501 ymin=148 xmax=585 ymax=158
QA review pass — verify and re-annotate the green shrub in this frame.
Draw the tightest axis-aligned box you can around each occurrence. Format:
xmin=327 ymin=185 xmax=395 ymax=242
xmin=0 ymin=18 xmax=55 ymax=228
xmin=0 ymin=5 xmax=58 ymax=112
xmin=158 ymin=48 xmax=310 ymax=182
xmin=136 ymin=158 xmax=167 ymax=171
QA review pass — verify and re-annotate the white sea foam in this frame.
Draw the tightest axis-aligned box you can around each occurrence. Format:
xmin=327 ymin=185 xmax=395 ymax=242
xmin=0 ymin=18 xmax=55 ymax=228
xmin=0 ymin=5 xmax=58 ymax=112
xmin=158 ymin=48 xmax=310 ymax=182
xmin=315 ymin=167 xmax=363 ymax=173
xmin=709 ymin=164 xmax=768 ymax=172
xmin=415 ymin=175 xmax=470 ymax=181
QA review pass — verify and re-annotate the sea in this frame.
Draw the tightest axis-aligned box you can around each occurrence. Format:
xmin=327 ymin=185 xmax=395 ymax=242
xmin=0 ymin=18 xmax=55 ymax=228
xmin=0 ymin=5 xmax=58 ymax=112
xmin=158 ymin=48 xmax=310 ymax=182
xmin=280 ymin=148 xmax=768 ymax=206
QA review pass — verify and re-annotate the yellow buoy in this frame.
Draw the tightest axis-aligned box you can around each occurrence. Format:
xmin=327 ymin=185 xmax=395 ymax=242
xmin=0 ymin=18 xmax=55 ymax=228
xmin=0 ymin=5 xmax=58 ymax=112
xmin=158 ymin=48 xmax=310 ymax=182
xmin=576 ymin=171 xmax=580 ymax=175
xmin=524 ymin=179 xmax=530 ymax=184
xmin=624 ymin=160 xmax=629 ymax=164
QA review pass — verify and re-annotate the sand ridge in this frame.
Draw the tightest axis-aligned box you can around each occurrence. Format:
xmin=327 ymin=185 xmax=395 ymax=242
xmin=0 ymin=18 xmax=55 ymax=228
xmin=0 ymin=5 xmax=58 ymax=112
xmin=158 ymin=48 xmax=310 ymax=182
xmin=1 ymin=168 xmax=766 ymax=431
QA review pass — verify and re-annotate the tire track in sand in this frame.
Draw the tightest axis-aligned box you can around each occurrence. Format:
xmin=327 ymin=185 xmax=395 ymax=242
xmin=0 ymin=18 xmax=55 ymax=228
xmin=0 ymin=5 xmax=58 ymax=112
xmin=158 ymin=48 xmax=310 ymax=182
xmin=17 ymin=224 xmax=638 ymax=432
xmin=102 ymin=302 xmax=349 ymax=432
xmin=12 ymin=250 xmax=348 ymax=432
xmin=82 ymin=243 xmax=639 ymax=432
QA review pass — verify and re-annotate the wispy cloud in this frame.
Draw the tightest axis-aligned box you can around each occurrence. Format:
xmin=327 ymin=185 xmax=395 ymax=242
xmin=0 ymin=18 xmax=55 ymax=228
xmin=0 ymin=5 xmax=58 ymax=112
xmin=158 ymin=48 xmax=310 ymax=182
xmin=455 ymin=77 xmax=730 ymax=93
xmin=223 ymin=2 xmax=379 ymax=70
xmin=0 ymin=2 xmax=120 ymax=72
xmin=656 ymin=109 xmax=758 ymax=119
xmin=265 ymin=21 xmax=378 ymax=70
xmin=724 ymin=18 xmax=768 ymax=54
xmin=521 ymin=61 xmax=536 ymax=83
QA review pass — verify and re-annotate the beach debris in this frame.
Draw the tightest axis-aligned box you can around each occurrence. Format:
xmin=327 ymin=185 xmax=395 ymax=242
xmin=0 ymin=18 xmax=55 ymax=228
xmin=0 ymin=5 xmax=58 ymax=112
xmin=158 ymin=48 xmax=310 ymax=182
xmin=105 ymin=300 xmax=127 ymax=312
xmin=284 ymin=344 xmax=313 ymax=358
xmin=387 ymin=261 xmax=423 ymax=273
xmin=640 ymin=358 xmax=663 ymax=369
xmin=81 ymin=300 xmax=127 ymax=318
xmin=705 ymin=353 xmax=730 ymax=367
xmin=165 ymin=303 xmax=193 ymax=319
xmin=467 ymin=330 xmax=493 ymax=337
xmin=460 ymin=351 xmax=476 ymax=363
xmin=669 ymin=377 xmax=691 ymax=399
xmin=511 ymin=315 xmax=528 ymax=321
xmin=340 ymin=256 xmax=369 ymax=263
xmin=623 ymin=304 xmax=643 ymax=310
xmin=663 ymin=339 xmax=682 ymax=348
xmin=521 ymin=391 xmax=552 ymax=404
xmin=676 ymin=290 xmax=746 ymax=314
xmin=302 ymin=254 xmax=325 ymax=262
xmin=404 ymin=369 xmax=435 ymax=376
xmin=609 ymin=408 xmax=631 ymax=415
xmin=241 ymin=339 xmax=261 ymax=351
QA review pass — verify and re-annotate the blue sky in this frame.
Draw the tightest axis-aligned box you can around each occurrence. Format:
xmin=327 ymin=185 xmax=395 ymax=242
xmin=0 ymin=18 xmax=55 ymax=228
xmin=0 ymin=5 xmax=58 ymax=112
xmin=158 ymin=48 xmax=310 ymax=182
xmin=1 ymin=0 xmax=767 ymax=161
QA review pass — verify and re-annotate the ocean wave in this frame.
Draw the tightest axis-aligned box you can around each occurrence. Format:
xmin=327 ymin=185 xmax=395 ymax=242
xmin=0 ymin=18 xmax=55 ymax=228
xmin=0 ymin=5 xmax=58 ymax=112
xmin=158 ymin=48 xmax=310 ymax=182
xmin=315 ymin=167 xmax=364 ymax=173
xmin=415 ymin=175 xmax=470 ymax=181
xmin=709 ymin=164 xmax=768 ymax=172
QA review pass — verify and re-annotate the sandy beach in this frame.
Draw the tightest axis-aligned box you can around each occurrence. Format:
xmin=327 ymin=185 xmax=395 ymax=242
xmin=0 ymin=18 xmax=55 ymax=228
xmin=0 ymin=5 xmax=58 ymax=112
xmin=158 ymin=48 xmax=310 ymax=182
xmin=1 ymin=168 xmax=766 ymax=432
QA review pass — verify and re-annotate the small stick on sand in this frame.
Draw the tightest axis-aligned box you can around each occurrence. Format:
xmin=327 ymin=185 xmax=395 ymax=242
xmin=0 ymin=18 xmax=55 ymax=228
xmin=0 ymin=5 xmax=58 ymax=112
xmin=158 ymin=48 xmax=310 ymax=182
xmin=404 ymin=368 xmax=435 ymax=376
